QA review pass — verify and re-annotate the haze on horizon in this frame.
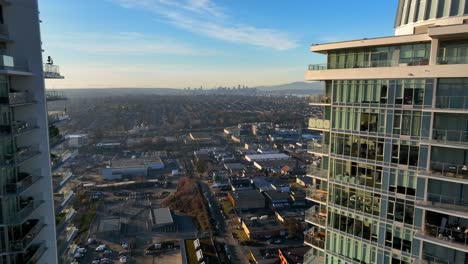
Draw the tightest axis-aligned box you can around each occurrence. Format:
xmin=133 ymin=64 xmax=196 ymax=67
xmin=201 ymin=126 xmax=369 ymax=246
xmin=41 ymin=0 xmax=397 ymax=89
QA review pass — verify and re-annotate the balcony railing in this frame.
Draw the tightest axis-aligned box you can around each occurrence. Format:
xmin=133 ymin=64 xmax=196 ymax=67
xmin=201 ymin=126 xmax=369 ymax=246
xmin=423 ymin=223 xmax=468 ymax=248
xmin=308 ymin=118 xmax=330 ymax=131
xmin=5 ymin=173 xmax=41 ymax=195
xmin=0 ymin=24 xmax=9 ymax=39
xmin=0 ymin=199 xmax=41 ymax=225
xmin=304 ymin=229 xmax=325 ymax=249
xmin=306 ymin=185 xmax=328 ymax=203
xmin=417 ymin=193 xmax=468 ymax=215
xmin=25 ymin=242 xmax=47 ymax=264
xmin=0 ymin=55 xmax=30 ymax=72
xmin=435 ymin=96 xmax=468 ymax=110
xmin=308 ymin=64 xmax=327 ymax=71
xmin=2 ymin=146 xmax=40 ymax=167
xmin=56 ymin=208 xmax=76 ymax=237
xmin=303 ymin=249 xmax=325 ymax=264
xmin=426 ymin=161 xmax=468 ymax=181
xmin=54 ymin=191 xmax=75 ymax=214
xmin=306 ymin=165 xmax=328 ymax=179
xmin=46 ymin=91 xmax=67 ymax=101
xmin=0 ymin=91 xmax=34 ymax=106
xmin=413 ymin=254 xmax=451 ymax=264
xmin=432 ymin=129 xmax=468 ymax=145
xmin=10 ymin=220 xmax=44 ymax=252
xmin=43 ymin=64 xmax=64 ymax=79
xmin=57 ymin=226 xmax=78 ymax=255
xmin=308 ymin=141 xmax=329 ymax=155
xmin=0 ymin=120 xmax=37 ymax=137
xmin=305 ymin=206 xmax=327 ymax=227
xmin=48 ymin=111 xmax=69 ymax=125
xmin=437 ymin=55 xmax=468 ymax=65
xmin=309 ymin=95 xmax=331 ymax=105
xmin=53 ymin=171 xmax=73 ymax=191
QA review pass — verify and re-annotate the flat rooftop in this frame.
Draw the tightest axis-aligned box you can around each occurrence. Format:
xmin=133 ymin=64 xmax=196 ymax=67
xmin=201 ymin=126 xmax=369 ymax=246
xmin=111 ymin=157 xmax=163 ymax=168
xmin=151 ymin=207 xmax=174 ymax=225
xmin=245 ymin=153 xmax=291 ymax=161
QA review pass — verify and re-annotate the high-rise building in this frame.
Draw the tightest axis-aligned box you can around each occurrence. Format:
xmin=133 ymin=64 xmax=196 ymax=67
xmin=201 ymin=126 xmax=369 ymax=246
xmin=304 ymin=1 xmax=468 ymax=263
xmin=0 ymin=0 xmax=60 ymax=263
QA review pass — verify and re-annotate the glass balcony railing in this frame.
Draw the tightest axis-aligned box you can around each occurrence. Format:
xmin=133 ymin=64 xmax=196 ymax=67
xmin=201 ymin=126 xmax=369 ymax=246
xmin=43 ymin=64 xmax=64 ymax=79
xmin=414 ymin=254 xmax=451 ymax=264
xmin=0 ymin=55 xmax=30 ymax=72
xmin=435 ymin=96 xmax=468 ymax=110
xmin=0 ymin=199 xmax=41 ymax=225
xmin=308 ymin=141 xmax=329 ymax=155
xmin=422 ymin=223 xmax=468 ymax=248
xmin=0 ymin=120 xmax=37 ymax=137
xmin=25 ymin=242 xmax=47 ymax=264
xmin=0 ymin=91 xmax=34 ymax=106
xmin=308 ymin=118 xmax=330 ymax=131
xmin=5 ymin=172 xmax=41 ymax=195
xmin=306 ymin=185 xmax=328 ymax=203
xmin=0 ymin=24 xmax=9 ymax=39
xmin=46 ymin=91 xmax=67 ymax=101
xmin=437 ymin=56 xmax=468 ymax=65
xmin=432 ymin=129 xmax=468 ymax=145
xmin=309 ymin=95 xmax=331 ymax=105
xmin=2 ymin=146 xmax=40 ymax=167
xmin=308 ymin=58 xmax=430 ymax=71
xmin=306 ymin=165 xmax=328 ymax=179
xmin=56 ymin=208 xmax=76 ymax=237
xmin=52 ymin=171 xmax=73 ymax=191
xmin=303 ymin=249 xmax=325 ymax=264
xmin=48 ymin=111 xmax=69 ymax=125
xmin=426 ymin=161 xmax=468 ymax=181
xmin=57 ymin=226 xmax=78 ymax=255
xmin=10 ymin=220 xmax=44 ymax=252
xmin=305 ymin=206 xmax=327 ymax=227
xmin=304 ymin=228 xmax=325 ymax=249
xmin=417 ymin=193 xmax=468 ymax=213
xmin=54 ymin=191 xmax=75 ymax=214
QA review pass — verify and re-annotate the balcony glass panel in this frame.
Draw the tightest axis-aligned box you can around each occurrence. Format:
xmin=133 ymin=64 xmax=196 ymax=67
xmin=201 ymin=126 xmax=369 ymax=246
xmin=438 ymin=40 xmax=468 ymax=65
xmin=436 ymin=78 xmax=468 ymax=109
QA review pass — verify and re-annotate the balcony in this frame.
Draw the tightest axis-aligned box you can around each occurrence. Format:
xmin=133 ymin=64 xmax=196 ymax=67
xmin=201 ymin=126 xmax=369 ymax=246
xmin=416 ymin=193 xmax=468 ymax=219
xmin=308 ymin=64 xmax=327 ymax=71
xmin=415 ymin=223 xmax=468 ymax=253
xmin=422 ymin=162 xmax=468 ymax=183
xmin=303 ymin=248 xmax=325 ymax=264
xmin=10 ymin=220 xmax=44 ymax=252
xmin=48 ymin=111 xmax=69 ymax=125
xmin=306 ymin=185 xmax=328 ymax=204
xmin=0 ymin=55 xmax=30 ymax=75
xmin=0 ymin=24 xmax=9 ymax=40
xmin=43 ymin=64 xmax=64 ymax=79
xmin=51 ymin=149 xmax=78 ymax=171
xmin=54 ymin=190 xmax=75 ymax=214
xmin=4 ymin=172 xmax=42 ymax=196
xmin=307 ymin=141 xmax=329 ymax=156
xmin=304 ymin=228 xmax=325 ymax=250
xmin=0 ymin=120 xmax=37 ymax=137
xmin=57 ymin=226 xmax=78 ymax=255
xmin=434 ymin=96 xmax=468 ymax=111
xmin=305 ymin=206 xmax=327 ymax=227
xmin=56 ymin=208 xmax=76 ymax=237
xmin=1 ymin=146 xmax=40 ymax=167
xmin=46 ymin=91 xmax=67 ymax=101
xmin=429 ymin=129 xmax=468 ymax=148
xmin=438 ymin=55 xmax=468 ymax=65
xmin=413 ymin=254 xmax=452 ymax=264
xmin=306 ymin=165 xmax=328 ymax=179
xmin=308 ymin=118 xmax=330 ymax=131
xmin=0 ymin=91 xmax=34 ymax=106
xmin=0 ymin=199 xmax=42 ymax=225
xmin=52 ymin=170 xmax=73 ymax=192
xmin=24 ymin=242 xmax=47 ymax=264
xmin=309 ymin=95 xmax=331 ymax=106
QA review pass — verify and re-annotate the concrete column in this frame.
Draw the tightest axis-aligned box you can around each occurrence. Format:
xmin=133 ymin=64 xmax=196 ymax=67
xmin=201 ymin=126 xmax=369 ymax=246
xmin=429 ymin=38 xmax=440 ymax=65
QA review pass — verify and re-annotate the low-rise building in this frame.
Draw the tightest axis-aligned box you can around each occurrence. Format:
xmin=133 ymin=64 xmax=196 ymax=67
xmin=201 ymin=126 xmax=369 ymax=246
xmin=253 ymin=159 xmax=297 ymax=173
xmin=241 ymin=218 xmax=287 ymax=240
xmin=264 ymin=190 xmax=290 ymax=210
xmin=227 ymin=190 xmax=265 ymax=211
xmin=66 ymin=134 xmax=88 ymax=148
xmin=229 ymin=177 xmax=252 ymax=191
xmin=245 ymin=153 xmax=291 ymax=162
xmin=224 ymin=163 xmax=246 ymax=175
xmin=149 ymin=207 xmax=178 ymax=232
xmin=102 ymin=157 xmax=164 ymax=180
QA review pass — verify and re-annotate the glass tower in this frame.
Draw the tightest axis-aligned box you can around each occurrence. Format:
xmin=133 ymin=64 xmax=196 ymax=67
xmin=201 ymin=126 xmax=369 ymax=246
xmin=304 ymin=1 xmax=468 ymax=263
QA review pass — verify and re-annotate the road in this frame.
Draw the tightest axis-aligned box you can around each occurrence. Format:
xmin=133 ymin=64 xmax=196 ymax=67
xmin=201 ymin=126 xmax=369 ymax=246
xmin=199 ymin=181 xmax=249 ymax=264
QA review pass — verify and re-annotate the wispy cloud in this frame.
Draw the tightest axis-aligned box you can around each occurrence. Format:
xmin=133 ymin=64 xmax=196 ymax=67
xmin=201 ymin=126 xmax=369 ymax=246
xmin=111 ymin=0 xmax=298 ymax=50
xmin=47 ymin=31 xmax=212 ymax=56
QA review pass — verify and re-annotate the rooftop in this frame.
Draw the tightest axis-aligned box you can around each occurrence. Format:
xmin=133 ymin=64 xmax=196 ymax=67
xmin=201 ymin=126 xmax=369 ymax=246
xmin=245 ymin=153 xmax=291 ymax=162
xmin=111 ymin=157 xmax=163 ymax=168
xmin=151 ymin=207 xmax=174 ymax=226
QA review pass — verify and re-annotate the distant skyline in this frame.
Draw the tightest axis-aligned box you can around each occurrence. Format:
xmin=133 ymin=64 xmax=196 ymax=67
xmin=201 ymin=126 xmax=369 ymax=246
xmin=41 ymin=0 xmax=398 ymax=89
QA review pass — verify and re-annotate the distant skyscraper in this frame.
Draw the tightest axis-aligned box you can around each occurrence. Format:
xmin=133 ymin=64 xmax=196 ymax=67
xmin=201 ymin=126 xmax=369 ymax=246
xmin=304 ymin=1 xmax=468 ymax=263
xmin=0 ymin=0 xmax=60 ymax=263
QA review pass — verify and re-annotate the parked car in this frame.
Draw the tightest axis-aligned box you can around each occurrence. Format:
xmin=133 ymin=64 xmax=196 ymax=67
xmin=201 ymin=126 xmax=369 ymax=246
xmin=95 ymin=245 xmax=106 ymax=251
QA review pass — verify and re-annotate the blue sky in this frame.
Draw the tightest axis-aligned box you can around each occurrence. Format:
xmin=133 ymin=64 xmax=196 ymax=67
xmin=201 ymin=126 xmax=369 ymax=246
xmin=41 ymin=0 xmax=398 ymax=89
